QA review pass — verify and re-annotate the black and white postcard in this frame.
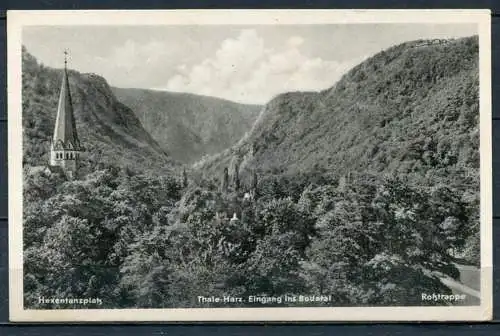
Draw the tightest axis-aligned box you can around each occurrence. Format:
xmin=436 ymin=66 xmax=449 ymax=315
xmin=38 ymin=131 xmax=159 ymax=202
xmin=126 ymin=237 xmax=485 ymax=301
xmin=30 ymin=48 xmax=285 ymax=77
xmin=7 ymin=9 xmax=492 ymax=322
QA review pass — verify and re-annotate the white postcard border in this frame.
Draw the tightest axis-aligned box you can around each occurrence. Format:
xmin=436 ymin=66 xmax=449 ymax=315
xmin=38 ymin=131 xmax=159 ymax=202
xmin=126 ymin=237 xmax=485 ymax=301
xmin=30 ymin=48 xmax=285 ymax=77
xmin=7 ymin=9 xmax=493 ymax=322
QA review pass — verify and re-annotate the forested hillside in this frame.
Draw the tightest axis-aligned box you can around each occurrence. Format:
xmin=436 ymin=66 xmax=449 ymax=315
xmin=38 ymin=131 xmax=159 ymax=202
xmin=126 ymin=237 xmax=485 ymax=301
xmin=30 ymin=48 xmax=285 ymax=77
xmin=113 ymin=88 xmax=261 ymax=163
xmin=22 ymin=47 xmax=174 ymax=174
xmin=198 ymin=36 xmax=479 ymax=193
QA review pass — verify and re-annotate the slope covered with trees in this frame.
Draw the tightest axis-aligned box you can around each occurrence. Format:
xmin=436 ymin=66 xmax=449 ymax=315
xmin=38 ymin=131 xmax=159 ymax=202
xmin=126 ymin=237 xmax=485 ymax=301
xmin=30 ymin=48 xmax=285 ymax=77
xmin=113 ymin=88 xmax=261 ymax=164
xmin=22 ymin=47 xmax=174 ymax=174
xmin=198 ymin=36 xmax=479 ymax=192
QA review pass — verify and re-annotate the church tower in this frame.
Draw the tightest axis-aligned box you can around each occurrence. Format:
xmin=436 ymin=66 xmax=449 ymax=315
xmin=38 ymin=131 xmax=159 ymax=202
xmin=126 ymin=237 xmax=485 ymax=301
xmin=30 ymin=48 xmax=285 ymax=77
xmin=49 ymin=51 xmax=82 ymax=180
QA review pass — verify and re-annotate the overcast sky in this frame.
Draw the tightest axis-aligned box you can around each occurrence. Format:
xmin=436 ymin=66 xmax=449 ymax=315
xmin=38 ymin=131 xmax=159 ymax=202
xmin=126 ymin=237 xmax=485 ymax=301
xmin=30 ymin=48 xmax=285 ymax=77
xmin=23 ymin=24 xmax=477 ymax=104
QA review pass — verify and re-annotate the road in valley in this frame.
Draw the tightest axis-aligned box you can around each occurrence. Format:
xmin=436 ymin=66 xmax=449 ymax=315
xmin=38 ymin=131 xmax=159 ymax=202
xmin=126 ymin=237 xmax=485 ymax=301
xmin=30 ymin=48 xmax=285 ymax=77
xmin=440 ymin=264 xmax=480 ymax=306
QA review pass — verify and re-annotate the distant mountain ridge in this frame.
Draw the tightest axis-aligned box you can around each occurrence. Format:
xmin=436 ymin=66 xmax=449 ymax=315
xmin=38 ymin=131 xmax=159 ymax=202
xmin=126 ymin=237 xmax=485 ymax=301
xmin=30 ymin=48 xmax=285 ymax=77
xmin=22 ymin=47 xmax=174 ymax=174
xmin=196 ymin=36 xmax=479 ymax=189
xmin=112 ymin=88 xmax=262 ymax=164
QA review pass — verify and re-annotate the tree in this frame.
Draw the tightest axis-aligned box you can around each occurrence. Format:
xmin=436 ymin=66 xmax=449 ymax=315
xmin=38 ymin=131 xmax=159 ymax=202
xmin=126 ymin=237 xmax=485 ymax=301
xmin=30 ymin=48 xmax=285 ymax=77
xmin=242 ymin=198 xmax=315 ymax=296
xmin=233 ymin=165 xmax=240 ymax=191
xmin=220 ymin=167 xmax=229 ymax=193
xmin=300 ymin=176 xmax=470 ymax=305
xmin=251 ymin=170 xmax=258 ymax=197
xmin=182 ymin=168 xmax=188 ymax=188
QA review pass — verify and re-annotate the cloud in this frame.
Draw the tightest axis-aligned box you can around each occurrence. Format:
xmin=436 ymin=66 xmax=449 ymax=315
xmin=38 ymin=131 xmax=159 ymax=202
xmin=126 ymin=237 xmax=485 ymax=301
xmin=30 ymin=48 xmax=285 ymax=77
xmin=162 ymin=29 xmax=360 ymax=104
xmin=94 ymin=39 xmax=169 ymax=73
xmin=92 ymin=38 xmax=196 ymax=89
xmin=109 ymin=40 xmax=168 ymax=70
xmin=287 ymin=35 xmax=304 ymax=47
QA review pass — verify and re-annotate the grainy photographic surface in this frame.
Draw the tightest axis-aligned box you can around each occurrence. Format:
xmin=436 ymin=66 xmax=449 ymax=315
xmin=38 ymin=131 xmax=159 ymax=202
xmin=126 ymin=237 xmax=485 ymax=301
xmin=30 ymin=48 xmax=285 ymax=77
xmin=8 ymin=10 xmax=492 ymax=322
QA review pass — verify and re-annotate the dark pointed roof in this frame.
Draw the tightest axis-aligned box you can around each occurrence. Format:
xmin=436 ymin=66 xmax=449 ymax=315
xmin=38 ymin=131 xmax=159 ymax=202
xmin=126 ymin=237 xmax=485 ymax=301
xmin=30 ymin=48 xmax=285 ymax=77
xmin=52 ymin=53 xmax=80 ymax=150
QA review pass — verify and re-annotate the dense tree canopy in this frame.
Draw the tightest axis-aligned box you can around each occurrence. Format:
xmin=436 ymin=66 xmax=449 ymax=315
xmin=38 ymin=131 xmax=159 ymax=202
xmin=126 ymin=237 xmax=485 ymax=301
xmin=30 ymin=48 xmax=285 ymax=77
xmin=24 ymin=166 xmax=477 ymax=308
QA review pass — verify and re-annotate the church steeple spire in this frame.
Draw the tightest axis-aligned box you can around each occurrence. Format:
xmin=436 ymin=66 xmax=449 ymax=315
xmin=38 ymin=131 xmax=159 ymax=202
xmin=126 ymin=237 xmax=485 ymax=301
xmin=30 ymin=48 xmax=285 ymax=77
xmin=49 ymin=50 xmax=82 ymax=180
